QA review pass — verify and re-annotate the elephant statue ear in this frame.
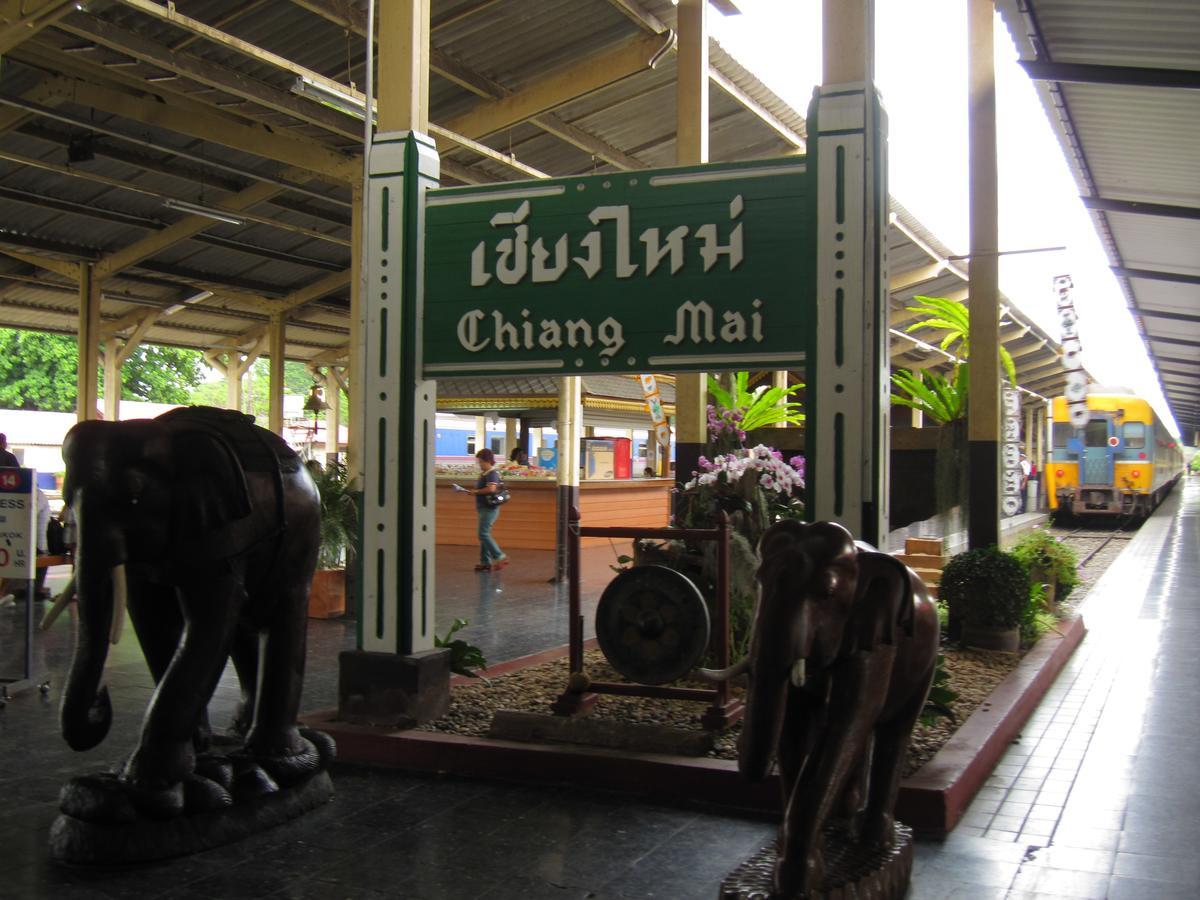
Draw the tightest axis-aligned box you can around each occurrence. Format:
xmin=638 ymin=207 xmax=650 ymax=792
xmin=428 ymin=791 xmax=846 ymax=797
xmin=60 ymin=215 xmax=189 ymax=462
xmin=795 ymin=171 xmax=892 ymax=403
xmin=850 ymin=550 xmax=918 ymax=648
xmin=170 ymin=429 xmax=253 ymax=537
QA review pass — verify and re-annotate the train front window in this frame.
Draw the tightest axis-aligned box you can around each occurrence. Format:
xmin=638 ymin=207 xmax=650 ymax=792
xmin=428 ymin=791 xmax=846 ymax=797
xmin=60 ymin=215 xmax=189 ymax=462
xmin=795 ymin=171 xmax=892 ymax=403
xmin=1052 ymin=423 xmax=1073 ymax=448
xmin=1123 ymin=422 xmax=1145 ymax=449
xmin=1085 ymin=420 xmax=1109 ymax=447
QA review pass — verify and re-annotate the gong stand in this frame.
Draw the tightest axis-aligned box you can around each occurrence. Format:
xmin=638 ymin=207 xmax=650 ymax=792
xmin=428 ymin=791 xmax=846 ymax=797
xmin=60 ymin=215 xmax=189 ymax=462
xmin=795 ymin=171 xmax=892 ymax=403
xmin=550 ymin=506 xmax=744 ymax=731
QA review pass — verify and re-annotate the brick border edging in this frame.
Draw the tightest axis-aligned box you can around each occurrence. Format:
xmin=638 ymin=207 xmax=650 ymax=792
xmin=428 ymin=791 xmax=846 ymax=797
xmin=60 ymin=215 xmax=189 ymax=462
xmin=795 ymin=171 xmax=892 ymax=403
xmin=302 ymin=617 xmax=1085 ymax=835
xmin=896 ymin=615 xmax=1087 ymax=836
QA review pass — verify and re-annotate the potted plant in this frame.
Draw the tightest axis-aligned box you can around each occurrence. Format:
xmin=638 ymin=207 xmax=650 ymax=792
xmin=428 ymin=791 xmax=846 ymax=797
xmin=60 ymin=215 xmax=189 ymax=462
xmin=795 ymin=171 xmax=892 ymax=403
xmin=939 ymin=546 xmax=1028 ymax=651
xmin=307 ymin=459 xmax=357 ymax=619
xmin=1011 ymin=528 xmax=1079 ymax=609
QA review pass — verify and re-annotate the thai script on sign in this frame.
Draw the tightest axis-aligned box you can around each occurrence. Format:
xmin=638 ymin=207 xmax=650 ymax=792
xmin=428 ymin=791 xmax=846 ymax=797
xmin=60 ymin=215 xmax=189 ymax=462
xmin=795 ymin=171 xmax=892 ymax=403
xmin=469 ymin=196 xmax=745 ymax=287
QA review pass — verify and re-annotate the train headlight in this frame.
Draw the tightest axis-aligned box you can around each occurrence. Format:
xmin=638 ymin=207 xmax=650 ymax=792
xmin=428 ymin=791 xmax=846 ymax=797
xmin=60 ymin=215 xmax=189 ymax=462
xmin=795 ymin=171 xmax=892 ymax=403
xmin=1055 ymin=468 xmax=1065 ymax=478
xmin=1131 ymin=469 xmax=1141 ymax=479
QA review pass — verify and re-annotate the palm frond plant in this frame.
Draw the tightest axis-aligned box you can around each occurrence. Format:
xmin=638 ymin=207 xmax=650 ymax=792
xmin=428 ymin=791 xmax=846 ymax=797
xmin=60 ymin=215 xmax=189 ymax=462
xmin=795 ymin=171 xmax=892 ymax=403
xmin=903 ymin=295 xmax=1017 ymax=385
xmin=891 ymin=366 xmax=968 ymax=425
xmin=706 ymin=372 xmax=804 ymax=452
xmin=308 ymin=459 xmax=358 ymax=570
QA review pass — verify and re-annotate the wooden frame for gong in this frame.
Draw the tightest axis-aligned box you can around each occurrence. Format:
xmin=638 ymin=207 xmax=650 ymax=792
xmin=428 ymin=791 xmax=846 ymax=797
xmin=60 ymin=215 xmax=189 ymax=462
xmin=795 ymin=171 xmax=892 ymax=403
xmin=550 ymin=506 xmax=744 ymax=731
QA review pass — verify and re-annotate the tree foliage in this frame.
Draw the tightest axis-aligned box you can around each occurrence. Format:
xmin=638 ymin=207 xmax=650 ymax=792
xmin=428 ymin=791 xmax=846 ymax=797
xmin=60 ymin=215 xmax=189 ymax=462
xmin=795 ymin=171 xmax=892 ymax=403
xmin=0 ymin=329 xmax=205 ymax=412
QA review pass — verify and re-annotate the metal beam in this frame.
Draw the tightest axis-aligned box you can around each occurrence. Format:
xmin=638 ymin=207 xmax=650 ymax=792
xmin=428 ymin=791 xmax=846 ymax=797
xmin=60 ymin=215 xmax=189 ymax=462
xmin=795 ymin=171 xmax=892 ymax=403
xmin=1019 ymin=59 xmax=1200 ymax=90
xmin=440 ymin=32 xmax=675 ymax=141
xmin=0 ymin=0 xmax=74 ymax=54
xmin=1082 ymin=196 xmax=1200 ymax=221
xmin=1115 ymin=265 xmax=1200 ymax=286
xmin=1146 ymin=334 xmax=1200 ymax=347
xmin=263 ymin=269 xmax=352 ymax=315
xmin=707 ymin=65 xmax=805 ymax=150
xmin=62 ymin=10 xmax=361 ymax=139
xmin=889 ymin=262 xmax=945 ymax=292
xmin=0 ymin=247 xmax=79 ymax=280
xmin=95 ymin=179 xmax=289 ymax=279
xmin=8 ymin=76 xmax=352 ymax=180
xmin=1135 ymin=307 xmax=1200 ymax=324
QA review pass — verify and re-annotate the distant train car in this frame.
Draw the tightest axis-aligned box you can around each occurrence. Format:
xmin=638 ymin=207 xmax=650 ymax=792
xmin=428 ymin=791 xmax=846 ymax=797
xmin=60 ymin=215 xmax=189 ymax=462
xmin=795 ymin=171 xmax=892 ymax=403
xmin=1047 ymin=392 xmax=1183 ymax=520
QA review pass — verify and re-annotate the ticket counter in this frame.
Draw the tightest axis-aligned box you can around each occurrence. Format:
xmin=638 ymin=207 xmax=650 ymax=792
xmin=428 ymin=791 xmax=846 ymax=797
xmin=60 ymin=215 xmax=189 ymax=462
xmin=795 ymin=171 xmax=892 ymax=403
xmin=435 ymin=476 xmax=674 ymax=550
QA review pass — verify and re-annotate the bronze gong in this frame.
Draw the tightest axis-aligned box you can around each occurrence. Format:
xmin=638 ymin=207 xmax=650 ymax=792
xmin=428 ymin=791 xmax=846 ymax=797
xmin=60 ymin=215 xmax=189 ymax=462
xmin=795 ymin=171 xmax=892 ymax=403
xmin=594 ymin=565 xmax=711 ymax=685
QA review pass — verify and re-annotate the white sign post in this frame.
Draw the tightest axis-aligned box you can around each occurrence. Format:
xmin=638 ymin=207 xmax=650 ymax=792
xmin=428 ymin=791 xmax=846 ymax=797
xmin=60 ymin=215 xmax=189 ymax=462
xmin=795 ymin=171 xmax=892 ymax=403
xmin=0 ymin=467 xmax=37 ymax=692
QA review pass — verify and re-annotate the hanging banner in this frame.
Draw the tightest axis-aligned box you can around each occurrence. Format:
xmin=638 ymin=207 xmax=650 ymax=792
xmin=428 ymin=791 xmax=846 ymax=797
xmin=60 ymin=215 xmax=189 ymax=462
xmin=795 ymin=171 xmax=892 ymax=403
xmin=639 ymin=374 xmax=671 ymax=448
xmin=1001 ymin=387 xmax=1022 ymax=517
xmin=1055 ymin=275 xmax=1088 ymax=428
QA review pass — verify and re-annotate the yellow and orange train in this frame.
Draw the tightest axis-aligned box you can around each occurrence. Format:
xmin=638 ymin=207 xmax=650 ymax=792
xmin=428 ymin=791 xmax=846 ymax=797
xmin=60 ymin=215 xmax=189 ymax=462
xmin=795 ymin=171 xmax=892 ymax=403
xmin=1047 ymin=392 xmax=1183 ymax=520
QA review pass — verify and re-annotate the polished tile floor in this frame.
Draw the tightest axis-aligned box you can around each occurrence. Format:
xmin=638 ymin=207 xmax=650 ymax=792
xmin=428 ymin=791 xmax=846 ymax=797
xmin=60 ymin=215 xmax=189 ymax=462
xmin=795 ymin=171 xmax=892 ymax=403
xmin=2 ymin=481 xmax=1198 ymax=898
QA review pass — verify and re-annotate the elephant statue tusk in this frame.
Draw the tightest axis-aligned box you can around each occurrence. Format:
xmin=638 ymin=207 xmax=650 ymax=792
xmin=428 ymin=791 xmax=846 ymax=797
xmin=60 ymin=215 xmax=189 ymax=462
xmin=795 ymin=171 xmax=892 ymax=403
xmin=695 ymin=656 xmax=750 ymax=683
xmin=110 ymin=564 xmax=127 ymax=645
xmin=39 ymin=576 xmax=75 ymax=631
xmin=790 ymin=658 xmax=806 ymax=688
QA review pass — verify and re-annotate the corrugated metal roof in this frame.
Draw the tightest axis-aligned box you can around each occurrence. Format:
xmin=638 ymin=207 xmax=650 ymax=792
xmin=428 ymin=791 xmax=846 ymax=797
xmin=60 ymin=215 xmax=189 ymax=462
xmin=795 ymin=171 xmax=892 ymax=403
xmin=999 ymin=0 xmax=1200 ymax=433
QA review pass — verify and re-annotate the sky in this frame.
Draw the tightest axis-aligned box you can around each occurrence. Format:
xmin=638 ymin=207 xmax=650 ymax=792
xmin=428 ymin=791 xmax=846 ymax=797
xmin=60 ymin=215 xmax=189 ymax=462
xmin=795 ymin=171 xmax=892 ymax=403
xmin=706 ymin=0 xmax=1178 ymax=435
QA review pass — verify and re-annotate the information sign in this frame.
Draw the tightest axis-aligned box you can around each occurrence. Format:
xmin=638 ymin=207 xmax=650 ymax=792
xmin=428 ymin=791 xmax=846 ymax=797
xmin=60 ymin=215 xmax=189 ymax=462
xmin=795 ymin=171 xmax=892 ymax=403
xmin=423 ymin=158 xmax=812 ymax=377
xmin=0 ymin=468 xmax=37 ymax=579
xmin=1001 ymin=387 xmax=1022 ymax=517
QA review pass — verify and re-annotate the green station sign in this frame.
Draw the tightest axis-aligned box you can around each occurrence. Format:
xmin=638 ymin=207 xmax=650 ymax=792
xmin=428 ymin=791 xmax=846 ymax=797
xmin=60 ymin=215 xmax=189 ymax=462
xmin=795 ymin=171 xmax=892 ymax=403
xmin=422 ymin=157 xmax=813 ymax=377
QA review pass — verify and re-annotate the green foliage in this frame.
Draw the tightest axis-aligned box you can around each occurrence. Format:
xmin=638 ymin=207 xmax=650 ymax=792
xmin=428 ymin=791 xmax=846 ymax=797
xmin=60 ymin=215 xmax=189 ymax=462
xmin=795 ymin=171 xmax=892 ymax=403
xmin=240 ymin=359 xmax=317 ymax=421
xmin=1021 ymin=584 xmax=1059 ymax=644
xmin=1011 ymin=528 xmax=1080 ymax=605
xmin=0 ymin=329 xmax=80 ymax=411
xmin=0 ymin=329 xmax=204 ymax=412
xmin=891 ymin=366 xmax=968 ymax=424
xmin=940 ymin=546 xmax=1029 ymax=630
xmin=706 ymin=371 xmax=805 ymax=434
xmin=307 ymin=459 xmax=359 ymax=570
xmin=920 ymin=654 xmax=959 ymax=726
xmin=903 ymin=295 xmax=1018 ymax=385
xmin=434 ymin=618 xmax=488 ymax=678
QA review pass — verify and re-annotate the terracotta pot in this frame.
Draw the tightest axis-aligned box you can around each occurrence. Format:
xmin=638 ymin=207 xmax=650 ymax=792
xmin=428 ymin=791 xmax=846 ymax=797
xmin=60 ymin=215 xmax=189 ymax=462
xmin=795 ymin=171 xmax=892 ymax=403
xmin=963 ymin=623 xmax=1020 ymax=652
xmin=309 ymin=568 xmax=345 ymax=619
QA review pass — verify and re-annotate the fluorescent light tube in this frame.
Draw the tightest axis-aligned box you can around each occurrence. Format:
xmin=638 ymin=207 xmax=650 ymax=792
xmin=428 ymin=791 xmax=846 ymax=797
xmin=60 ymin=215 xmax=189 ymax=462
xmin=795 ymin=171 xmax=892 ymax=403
xmin=163 ymin=198 xmax=245 ymax=226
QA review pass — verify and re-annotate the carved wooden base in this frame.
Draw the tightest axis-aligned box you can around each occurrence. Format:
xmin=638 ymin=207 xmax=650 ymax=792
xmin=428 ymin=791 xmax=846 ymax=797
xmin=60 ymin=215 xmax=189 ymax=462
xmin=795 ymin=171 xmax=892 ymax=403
xmin=50 ymin=770 xmax=334 ymax=865
xmin=719 ymin=821 xmax=913 ymax=900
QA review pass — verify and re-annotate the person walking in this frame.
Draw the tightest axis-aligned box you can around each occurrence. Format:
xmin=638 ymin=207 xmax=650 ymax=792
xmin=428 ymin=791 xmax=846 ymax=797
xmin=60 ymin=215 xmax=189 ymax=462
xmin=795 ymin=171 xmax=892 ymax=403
xmin=465 ymin=448 xmax=509 ymax=572
xmin=0 ymin=433 xmax=19 ymax=468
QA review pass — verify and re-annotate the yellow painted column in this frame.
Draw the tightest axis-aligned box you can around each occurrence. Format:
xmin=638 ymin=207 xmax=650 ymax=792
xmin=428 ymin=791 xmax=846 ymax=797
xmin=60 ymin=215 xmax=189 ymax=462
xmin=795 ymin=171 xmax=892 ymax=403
xmin=226 ymin=353 xmax=243 ymax=412
xmin=673 ymin=0 xmax=709 ymax=482
xmin=76 ymin=263 xmax=101 ymax=422
xmin=268 ymin=311 xmax=286 ymax=435
xmin=378 ymin=0 xmax=429 ymax=132
xmin=103 ymin=344 xmax=121 ymax=422
xmin=967 ymin=0 xmax=1001 ymax=548
xmin=325 ymin=366 xmax=341 ymax=462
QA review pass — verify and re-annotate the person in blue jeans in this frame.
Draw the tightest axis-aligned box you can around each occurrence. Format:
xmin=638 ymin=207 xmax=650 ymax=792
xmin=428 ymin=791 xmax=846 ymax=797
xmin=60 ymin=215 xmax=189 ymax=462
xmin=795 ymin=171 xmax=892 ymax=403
xmin=467 ymin=448 xmax=508 ymax=572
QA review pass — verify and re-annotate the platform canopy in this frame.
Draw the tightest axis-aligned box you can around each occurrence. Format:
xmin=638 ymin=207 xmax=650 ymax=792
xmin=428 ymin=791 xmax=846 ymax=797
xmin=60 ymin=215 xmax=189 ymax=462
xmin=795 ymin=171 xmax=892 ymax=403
xmin=999 ymin=0 xmax=1200 ymax=434
xmin=0 ymin=0 xmax=1067 ymax=399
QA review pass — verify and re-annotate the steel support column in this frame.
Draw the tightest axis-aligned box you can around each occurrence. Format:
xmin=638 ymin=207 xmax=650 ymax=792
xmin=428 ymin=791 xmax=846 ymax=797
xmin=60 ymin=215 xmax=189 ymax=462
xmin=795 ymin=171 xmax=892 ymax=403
xmin=967 ymin=0 xmax=1001 ymax=548
xmin=76 ymin=263 xmax=101 ymax=422
xmin=673 ymin=0 xmax=709 ymax=484
xmin=268 ymin=311 xmax=286 ymax=435
xmin=811 ymin=0 xmax=889 ymax=545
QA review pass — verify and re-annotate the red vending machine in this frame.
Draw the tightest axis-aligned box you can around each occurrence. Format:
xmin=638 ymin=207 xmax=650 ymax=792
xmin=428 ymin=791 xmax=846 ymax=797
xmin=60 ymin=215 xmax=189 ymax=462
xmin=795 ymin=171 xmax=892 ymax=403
xmin=611 ymin=437 xmax=632 ymax=479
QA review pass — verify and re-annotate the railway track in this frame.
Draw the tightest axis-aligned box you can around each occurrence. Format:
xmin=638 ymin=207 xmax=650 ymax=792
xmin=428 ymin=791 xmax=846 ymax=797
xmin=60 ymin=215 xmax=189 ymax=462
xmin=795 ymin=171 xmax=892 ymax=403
xmin=1049 ymin=524 xmax=1135 ymax=567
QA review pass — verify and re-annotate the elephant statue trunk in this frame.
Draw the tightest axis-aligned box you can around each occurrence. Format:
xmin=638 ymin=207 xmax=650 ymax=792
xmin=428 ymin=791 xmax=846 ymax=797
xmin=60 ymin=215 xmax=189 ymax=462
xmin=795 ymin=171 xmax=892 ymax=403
xmin=60 ymin=515 xmax=124 ymax=751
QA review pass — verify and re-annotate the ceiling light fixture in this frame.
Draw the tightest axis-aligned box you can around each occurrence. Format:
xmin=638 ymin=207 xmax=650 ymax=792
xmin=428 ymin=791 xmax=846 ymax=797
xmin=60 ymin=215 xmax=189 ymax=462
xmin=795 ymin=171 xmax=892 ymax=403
xmin=164 ymin=289 xmax=214 ymax=316
xmin=292 ymin=76 xmax=373 ymax=122
xmin=162 ymin=198 xmax=245 ymax=226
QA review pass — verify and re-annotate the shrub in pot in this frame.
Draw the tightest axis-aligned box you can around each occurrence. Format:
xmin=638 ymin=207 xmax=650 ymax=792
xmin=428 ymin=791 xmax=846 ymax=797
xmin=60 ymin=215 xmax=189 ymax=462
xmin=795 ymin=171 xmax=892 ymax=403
xmin=940 ymin=546 xmax=1028 ymax=651
xmin=1011 ymin=528 xmax=1079 ymax=609
xmin=307 ymin=459 xmax=358 ymax=619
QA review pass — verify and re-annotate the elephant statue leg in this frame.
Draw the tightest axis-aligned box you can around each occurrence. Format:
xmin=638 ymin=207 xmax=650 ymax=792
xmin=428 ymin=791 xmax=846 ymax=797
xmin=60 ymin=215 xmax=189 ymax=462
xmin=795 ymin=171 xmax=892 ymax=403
xmin=242 ymin=575 xmax=317 ymax=785
xmin=227 ymin=618 xmax=261 ymax=740
xmin=124 ymin=580 xmax=215 ymax=752
xmin=778 ymin=649 xmax=896 ymax=897
xmin=859 ymin=659 xmax=936 ymax=847
xmin=120 ymin=575 xmax=240 ymax=807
